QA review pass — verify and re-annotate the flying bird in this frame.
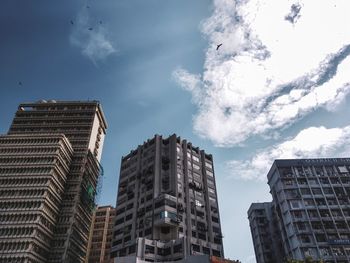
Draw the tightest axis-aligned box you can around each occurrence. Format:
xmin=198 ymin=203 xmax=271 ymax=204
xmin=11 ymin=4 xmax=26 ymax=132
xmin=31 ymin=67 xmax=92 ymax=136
xmin=99 ymin=20 xmax=103 ymax=25
xmin=216 ymin=44 xmax=223 ymax=50
xmin=18 ymin=81 xmax=23 ymax=86
xmin=88 ymin=27 xmax=93 ymax=31
xmin=70 ymin=20 xmax=74 ymax=25
xmin=86 ymin=5 xmax=90 ymax=8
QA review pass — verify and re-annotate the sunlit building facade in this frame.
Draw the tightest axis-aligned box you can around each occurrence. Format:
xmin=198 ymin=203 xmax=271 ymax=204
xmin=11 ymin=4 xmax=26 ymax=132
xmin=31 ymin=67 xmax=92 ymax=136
xmin=249 ymin=158 xmax=350 ymax=262
xmin=86 ymin=206 xmax=116 ymax=263
xmin=0 ymin=100 xmax=107 ymax=263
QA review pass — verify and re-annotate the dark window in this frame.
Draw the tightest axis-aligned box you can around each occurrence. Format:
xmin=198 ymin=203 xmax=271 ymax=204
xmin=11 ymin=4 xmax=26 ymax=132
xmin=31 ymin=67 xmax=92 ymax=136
xmin=124 ymin=235 xmax=131 ymax=242
xmin=145 ymin=228 xmax=152 ymax=236
xmin=115 ymin=217 xmax=124 ymax=225
xmin=212 ymin=249 xmax=221 ymax=257
xmin=112 ymin=239 xmax=122 ymax=246
xmin=161 ymin=227 xmax=170 ymax=234
xmin=129 ymin=244 xmax=136 ymax=254
xmin=198 ymin=232 xmax=206 ymax=241
xmin=126 ymin=214 xmax=133 ymax=221
xmin=203 ymin=247 xmax=210 ymax=255
xmin=117 ymin=207 xmax=125 ymax=214
xmin=119 ymin=248 xmax=127 ymax=257
xmin=145 ymin=245 xmax=154 ymax=254
xmin=192 ymin=231 xmax=197 ymax=237
xmin=213 ymin=226 xmax=220 ymax=233
xmin=146 ymin=205 xmax=152 ymax=212
xmin=174 ymin=243 xmax=183 ymax=253
xmin=214 ymin=238 xmax=222 ymax=244
xmin=192 ymin=244 xmax=200 ymax=252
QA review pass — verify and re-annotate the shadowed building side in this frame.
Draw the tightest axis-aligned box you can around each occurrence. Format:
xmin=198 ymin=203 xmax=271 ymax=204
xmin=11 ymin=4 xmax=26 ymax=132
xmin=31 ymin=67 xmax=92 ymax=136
xmin=111 ymin=134 xmax=224 ymax=262
xmin=7 ymin=100 xmax=108 ymax=263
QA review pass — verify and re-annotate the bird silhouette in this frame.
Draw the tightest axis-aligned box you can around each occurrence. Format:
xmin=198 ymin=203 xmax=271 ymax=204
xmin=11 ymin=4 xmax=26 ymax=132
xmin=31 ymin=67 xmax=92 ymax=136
xmin=99 ymin=20 xmax=103 ymax=25
xmin=88 ymin=27 xmax=93 ymax=31
xmin=86 ymin=5 xmax=90 ymax=8
xmin=216 ymin=44 xmax=223 ymax=50
xmin=70 ymin=20 xmax=74 ymax=25
xmin=18 ymin=81 xmax=23 ymax=86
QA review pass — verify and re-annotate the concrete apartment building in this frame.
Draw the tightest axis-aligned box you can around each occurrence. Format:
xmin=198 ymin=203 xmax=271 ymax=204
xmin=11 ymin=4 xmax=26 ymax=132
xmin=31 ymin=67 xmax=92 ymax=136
xmin=111 ymin=134 xmax=224 ymax=262
xmin=0 ymin=100 xmax=107 ymax=263
xmin=86 ymin=206 xmax=116 ymax=263
xmin=248 ymin=158 xmax=350 ymax=262
xmin=248 ymin=202 xmax=283 ymax=263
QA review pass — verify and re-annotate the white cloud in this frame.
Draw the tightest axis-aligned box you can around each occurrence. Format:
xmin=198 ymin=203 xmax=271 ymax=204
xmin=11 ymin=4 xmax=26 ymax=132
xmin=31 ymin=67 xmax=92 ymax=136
xmin=227 ymin=125 xmax=350 ymax=181
xmin=174 ymin=0 xmax=350 ymax=146
xmin=70 ymin=7 xmax=115 ymax=64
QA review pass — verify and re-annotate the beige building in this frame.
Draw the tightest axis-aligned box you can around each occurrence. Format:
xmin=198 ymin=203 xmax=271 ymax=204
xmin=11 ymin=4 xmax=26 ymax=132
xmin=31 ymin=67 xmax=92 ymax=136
xmin=0 ymin=100 xmax=107 ymax=263
xmin=0 ymin=134 xmax=73 ymax=263
xmin=86 ymin=206 xmax=116 ymax=263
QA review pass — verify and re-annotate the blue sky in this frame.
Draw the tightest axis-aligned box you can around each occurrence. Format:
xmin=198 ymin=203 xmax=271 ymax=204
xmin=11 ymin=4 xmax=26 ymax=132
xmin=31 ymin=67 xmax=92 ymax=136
xmin=1 ymin=0 xmax=350 ymax=262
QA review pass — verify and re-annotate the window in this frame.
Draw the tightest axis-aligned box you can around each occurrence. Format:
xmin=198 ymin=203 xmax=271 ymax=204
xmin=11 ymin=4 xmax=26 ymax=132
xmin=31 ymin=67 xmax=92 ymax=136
xmin=192 ymin=244 xmax=200 ymax=252
xmin=145 ymin=228 xmax=152 ymax=236
xmin=192 ymin=155 xmax=199 ymax=162
xmin=290 ymin=200 xmax=301 ymax=209
xmin=161 ymin=227 xmax=170 ymax=234
xmin=145 ymin=245 xmax=154 ymax=254
xmin=174 ymin=243 xmax=183 ymax=253
xmin=129 ymin=244 xmax=136 ymax=254
xmin=338 ymin=166 xmax=348 ymax=173
xmin=312 ymin=188 xmax=322 ymax=195
xmin=300 ymin=235 xmax=311 ymax=243
xmin=198 ymin=232 xmax=206 ymax=240
xmin=125 ymin=214 xmax=132 ymax=221
xmin=203 ymin=247 xmax=210 ymax=255
xmin=212 ymin=249 xmax=221 ymax=257
xmin=304 ymin=199 xmax=315 ymax=206
xmin=205 ymin=162 xmax=212 ymax=169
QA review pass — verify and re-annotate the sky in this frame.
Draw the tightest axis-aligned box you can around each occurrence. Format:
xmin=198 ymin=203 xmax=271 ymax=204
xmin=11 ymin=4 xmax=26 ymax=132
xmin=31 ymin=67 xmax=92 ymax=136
xmin=1 ymin=0 xmax=350 ymax=262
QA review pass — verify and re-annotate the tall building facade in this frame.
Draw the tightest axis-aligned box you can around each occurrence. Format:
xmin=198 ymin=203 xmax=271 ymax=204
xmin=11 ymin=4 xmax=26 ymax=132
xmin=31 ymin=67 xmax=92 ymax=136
xmin=86 ymin=206 xmax=116 ymax=263
xmin=248 ymin=202 xmax=283 ymax=263
xmin=0 ymin=134 xmax=73 ymax=263
xmin=248 ymin=158 xmax=350 ymax=262
xmin=111 ymin=134 xmax=224 ymax=262
xmin=0 ymin=100 xmax=107 ymax=263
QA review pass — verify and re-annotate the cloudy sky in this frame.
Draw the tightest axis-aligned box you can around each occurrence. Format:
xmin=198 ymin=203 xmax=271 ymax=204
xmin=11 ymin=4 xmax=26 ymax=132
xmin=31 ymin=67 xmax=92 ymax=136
xmin=1 ymin=0 xmax=350 ymax=262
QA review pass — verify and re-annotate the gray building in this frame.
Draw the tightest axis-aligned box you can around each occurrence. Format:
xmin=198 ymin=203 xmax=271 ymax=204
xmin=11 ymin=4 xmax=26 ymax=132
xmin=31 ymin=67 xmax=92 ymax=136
xmin=248 ymin=158 xmax=350 ymax=262
xmin=0 ymin=100 xmax=107 ymax=263
xmin=111 ymin=134 xmax=224 ymax=262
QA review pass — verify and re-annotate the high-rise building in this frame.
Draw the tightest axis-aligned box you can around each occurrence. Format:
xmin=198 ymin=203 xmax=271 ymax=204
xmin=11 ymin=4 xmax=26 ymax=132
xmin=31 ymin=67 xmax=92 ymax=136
xmin=86 ymin=206 xmax=116 ymax=263
xmin=0 ymin=100 xmax=107 ymax=263
xmin=248 ymin=158 xmax=350 ymax=262
xmin=248 ymin=202 xmax=283 ymax=263
xmin=0 ymin=134 xmax=73 ymax=263
xmin=111 ymin=134 xmax=224 ymax=262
